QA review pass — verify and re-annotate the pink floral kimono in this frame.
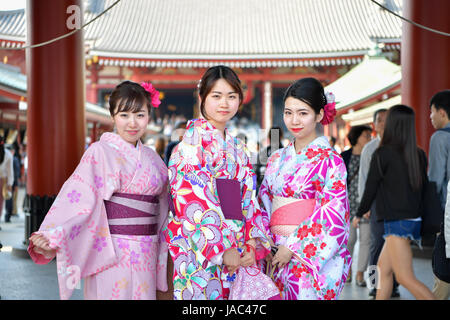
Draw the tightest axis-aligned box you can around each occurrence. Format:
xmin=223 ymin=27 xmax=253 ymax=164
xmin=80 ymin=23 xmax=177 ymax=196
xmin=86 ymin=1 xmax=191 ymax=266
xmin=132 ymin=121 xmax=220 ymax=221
xmin=28 ymin=133 xmax=169 ymax=300
xmin=163 ymin=118 xmax=271 ymax=300
xmin=258 ymin=136 xmax=351 ymax=300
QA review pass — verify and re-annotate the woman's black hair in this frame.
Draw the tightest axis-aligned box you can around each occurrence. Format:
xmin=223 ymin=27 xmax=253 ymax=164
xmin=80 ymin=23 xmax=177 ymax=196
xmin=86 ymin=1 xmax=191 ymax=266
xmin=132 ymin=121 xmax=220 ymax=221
xmin=283 ymin=77 xmax=327 ymax=114
xmin=108 ymin=81 xmax=153 ymax=117
xmin=198 ymin=65 xmax=243 ymax=119
xmin=347 ymin=125 xmax=372 ymax=146
xmin=380 ymin=104 xmax=423 ymax=191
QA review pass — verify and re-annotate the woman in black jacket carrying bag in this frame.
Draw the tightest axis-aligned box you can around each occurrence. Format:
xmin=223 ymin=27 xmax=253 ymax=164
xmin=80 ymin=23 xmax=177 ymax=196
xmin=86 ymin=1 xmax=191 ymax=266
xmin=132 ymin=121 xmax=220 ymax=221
xmin=353 ymin=105 xmax=435 ymax=300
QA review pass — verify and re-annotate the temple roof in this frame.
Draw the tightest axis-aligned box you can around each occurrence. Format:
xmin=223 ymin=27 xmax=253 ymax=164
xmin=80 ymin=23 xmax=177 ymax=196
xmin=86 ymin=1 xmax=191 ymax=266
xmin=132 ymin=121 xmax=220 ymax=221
xmin=0 ymin=0 xmax=402 ymax=66
xmin=325 ymin=53 xmax=401 ymax=111
xmin=341 ymin=94 xmax=400 ymax=125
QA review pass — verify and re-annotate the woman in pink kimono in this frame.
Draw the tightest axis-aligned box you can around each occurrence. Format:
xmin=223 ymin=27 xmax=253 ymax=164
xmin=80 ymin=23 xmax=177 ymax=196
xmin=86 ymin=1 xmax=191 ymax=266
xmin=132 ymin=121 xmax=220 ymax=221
xmin=258 ymin=78 xmax=352 ymax=300
xmin=163 ymin=66 xmax=272 ymax=300
xmin=28 ymin=81 xmax=169 ymax=300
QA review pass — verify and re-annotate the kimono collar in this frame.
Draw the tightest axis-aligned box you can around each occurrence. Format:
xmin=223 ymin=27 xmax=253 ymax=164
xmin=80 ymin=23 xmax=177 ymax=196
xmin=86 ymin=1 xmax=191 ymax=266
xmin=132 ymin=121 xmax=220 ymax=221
xmin=100 ymin=132 xmax=142 ymax=155
xmin=186 ymin=118 xmax=233 ymax=144
xmin=288 ymin=136 xmax=331 ymax=155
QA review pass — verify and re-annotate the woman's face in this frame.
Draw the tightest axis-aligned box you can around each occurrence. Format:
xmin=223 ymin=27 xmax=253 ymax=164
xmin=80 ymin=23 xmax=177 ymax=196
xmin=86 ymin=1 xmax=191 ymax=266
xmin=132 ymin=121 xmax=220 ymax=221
xmin=356 ymin=130 xmax=372 ymax=148
xmin=112 ymin=104 xmax=150 ymax=146
xmin=283 ymin=97 xmax=323 ymax=141
xmin=202 ymin=79 xmax=240 ymax=129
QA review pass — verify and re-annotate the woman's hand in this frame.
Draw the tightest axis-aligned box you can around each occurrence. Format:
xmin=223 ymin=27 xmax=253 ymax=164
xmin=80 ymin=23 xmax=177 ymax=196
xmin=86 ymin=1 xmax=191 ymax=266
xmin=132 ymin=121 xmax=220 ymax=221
xmin=265 ymin=252 xmax=274 ymax=264
xmin=363 ymin=211 xmax=371 ymax=219
xmin=271 ymin=245 xmax=293 ymax=269
xmin=240 ymin=242 xmax=256 ymax=267
xmin=223 ymin=247 xmax=241 ymax=274
xmin=352 ymin=217 xmax=361 ymax=228
xmin=29 ymin=234 xmax=56 ymax=259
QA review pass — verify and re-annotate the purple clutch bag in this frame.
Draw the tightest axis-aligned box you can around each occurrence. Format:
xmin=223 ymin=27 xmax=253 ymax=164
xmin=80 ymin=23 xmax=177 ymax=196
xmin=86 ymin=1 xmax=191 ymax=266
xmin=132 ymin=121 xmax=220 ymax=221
xmin=216 ymin=178 xmax=243 ymax=220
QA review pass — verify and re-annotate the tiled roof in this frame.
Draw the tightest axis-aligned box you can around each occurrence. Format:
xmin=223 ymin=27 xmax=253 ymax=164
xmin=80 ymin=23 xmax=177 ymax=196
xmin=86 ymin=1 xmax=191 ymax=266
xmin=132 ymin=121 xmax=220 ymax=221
xmin=341 ymin=94 xmax=401 ymax=125
xmin=0 ymin=63 xmax=26 ymax=92
xmin=325 ymin=53 xmax=401 ymax=110
xmin=0 ymin=0 xmax=402 ymax=63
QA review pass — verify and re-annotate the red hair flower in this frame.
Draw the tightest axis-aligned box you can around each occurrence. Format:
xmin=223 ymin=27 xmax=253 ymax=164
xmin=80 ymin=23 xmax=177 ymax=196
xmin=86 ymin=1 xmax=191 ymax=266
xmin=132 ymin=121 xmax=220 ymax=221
xmin=320 ymin=91 xmax=336 ymax=125
xmin=141 ymin=82 xmax=161 ymax=108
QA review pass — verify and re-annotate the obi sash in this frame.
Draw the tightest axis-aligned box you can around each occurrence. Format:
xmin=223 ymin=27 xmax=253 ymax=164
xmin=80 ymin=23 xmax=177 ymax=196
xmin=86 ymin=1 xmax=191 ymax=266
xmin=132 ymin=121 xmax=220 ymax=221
xmin=269 ymin=196 xmax=315 ymax=236
xmin=104 ymin=193 xmax=159 ymax=236
xmin=216 ymin=178 xmax=244 ymax=220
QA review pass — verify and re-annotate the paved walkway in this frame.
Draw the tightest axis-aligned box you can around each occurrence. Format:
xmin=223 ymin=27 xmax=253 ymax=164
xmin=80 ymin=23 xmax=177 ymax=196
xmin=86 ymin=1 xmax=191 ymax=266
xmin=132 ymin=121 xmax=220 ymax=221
xmin=0 ymin=187 xmax=438 ymax=300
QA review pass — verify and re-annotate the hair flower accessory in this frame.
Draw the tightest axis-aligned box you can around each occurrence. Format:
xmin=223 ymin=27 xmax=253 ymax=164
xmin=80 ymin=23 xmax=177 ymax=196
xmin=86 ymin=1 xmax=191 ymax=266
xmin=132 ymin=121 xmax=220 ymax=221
xmin=141 ymin=82 xmax=161 ymax=108
xmin=320 ymin=91 xmax=336 ymax=125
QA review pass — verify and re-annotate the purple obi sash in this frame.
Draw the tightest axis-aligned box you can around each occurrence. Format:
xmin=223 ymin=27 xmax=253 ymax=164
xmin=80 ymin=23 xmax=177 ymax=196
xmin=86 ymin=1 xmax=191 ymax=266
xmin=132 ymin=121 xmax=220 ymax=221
xmin=104 ymin=193 xmax=159 ymax=236
xmin=216 ymin=178 xmax=243 ymax=220
xmin=167 ymin=179 xmax=243 ymax=220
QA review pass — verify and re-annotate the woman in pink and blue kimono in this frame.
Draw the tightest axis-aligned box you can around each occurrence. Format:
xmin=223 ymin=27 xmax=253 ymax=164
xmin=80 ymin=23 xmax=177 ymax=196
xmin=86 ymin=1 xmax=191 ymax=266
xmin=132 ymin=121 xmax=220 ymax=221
xmin=164 ymin=66 xmax=272 ymax=300
xmin=28 ymin=81 xmax=170 ymax=300
xmin=258 ymin=78 xmax=352 ymax=300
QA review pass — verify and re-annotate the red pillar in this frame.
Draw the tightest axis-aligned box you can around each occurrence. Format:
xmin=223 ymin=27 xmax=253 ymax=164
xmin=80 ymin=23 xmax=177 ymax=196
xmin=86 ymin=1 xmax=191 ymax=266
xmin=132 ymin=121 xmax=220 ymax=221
xmin=26 ymin=0 xmax=85 ymax=234
xmin=401 ymin=0 xmax=450 ymax=153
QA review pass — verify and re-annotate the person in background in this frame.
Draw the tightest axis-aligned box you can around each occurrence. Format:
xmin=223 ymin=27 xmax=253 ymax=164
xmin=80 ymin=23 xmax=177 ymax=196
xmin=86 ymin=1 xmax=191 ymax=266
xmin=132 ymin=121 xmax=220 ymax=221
xmin=341 ymin=125 xmax=372 ymax=287
xmin=354 ymin=105 xmax=435 ymax=300
xmin=0 ymin=136 xmax=13 ymax=226
xmin=357 ymin=108 xmax=400 ymax=298
xmin=5 ymin=143 xmax=21 ymax=222
xmin=329 ymin=136 xmax=341 ymax=153
xmin=164 ymin=121 xmax=187 ymax=166
xmin=255 ymin=127 xmax=284 ymax=191
xmin=154 ymin=136 xmax=167 ymax=161
xmin=428 ymin=89 xmax=450 ymax=300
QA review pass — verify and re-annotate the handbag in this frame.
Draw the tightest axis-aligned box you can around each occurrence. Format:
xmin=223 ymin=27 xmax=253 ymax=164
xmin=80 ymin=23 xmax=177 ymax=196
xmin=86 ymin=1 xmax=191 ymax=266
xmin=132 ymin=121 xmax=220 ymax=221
xmin=432 ymin=223 xmax=450 ymax=283
xmin=421 ymin=127 xmax=450 ymax=235
xmin=229 ymin=265 xmax=281 ymax=300
xmin=420 ymin=177 xmax=443 ymax=236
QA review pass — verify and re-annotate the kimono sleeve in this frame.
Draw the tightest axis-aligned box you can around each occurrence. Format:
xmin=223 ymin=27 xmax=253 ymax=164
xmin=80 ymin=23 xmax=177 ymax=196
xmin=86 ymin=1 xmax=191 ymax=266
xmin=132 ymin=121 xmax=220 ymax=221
xmin=156 ymin=182 xmax=169 ymax=292
xmin=257 ymin=152 xmax=280 ymax=236
xmin=27 ymin=143 xmax=117 ymax=300
xmin=284 ymin=156 xmax=350 ymax=294
xmin=167 ymin=142 xmax=238 ymax=263
xmin=240 ymin=148 xmax=271 ymax=258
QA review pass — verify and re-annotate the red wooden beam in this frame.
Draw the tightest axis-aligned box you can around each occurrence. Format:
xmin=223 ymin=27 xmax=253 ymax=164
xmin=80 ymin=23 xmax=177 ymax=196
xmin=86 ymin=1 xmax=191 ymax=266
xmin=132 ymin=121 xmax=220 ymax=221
xmin=0 ymin=88 xmax=26 ymax=102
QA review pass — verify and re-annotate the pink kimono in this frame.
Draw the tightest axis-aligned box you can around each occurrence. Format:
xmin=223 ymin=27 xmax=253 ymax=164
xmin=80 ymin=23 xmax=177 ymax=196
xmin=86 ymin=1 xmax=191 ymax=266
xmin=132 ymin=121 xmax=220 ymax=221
xmin=28 ymin=132 xmax=169 ymax=300
xmin=258 ymin=136 xmax=351 ymax=300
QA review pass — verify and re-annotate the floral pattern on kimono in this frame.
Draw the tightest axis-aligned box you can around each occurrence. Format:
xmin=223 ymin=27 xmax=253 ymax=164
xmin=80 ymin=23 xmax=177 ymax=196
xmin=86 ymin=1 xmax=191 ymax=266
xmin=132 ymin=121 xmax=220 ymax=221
xmin=163 ymin=118 xmax=271 ymax=300
xmin=28 ymin=133 xmax=169 ymax=300
xmin=258 ymin=136 xmax=351 ymax=300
